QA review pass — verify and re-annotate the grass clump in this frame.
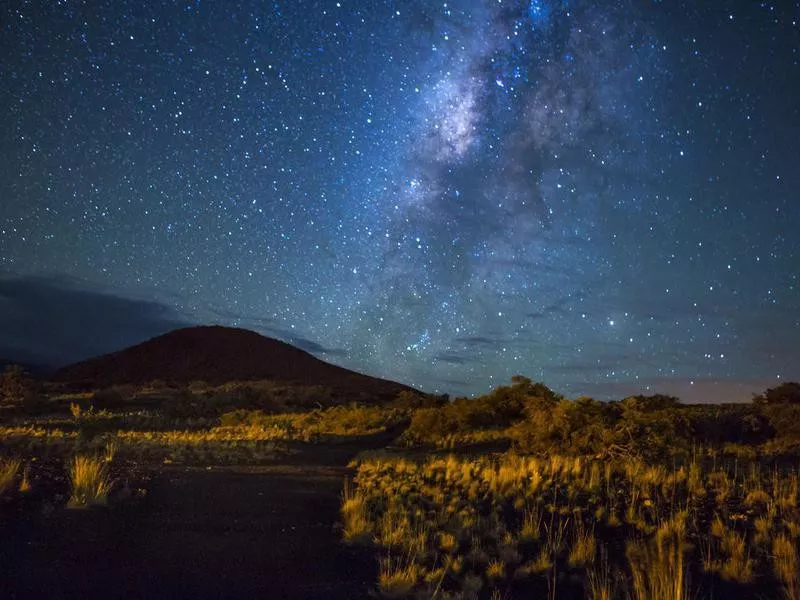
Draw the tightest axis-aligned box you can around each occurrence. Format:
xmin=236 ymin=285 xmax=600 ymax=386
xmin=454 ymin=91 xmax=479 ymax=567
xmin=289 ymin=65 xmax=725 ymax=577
xmin=773 ymin=533 xmax=799 ymax=599
xmin=378 ymin=556 xmax=420 ymax=598
xmin=68 ymin=455 xmax=112 ymax=508
xmin=627 ymin=513 xmax=690 ymax=600
xmin=341 ymin=479 xmax=372 ymax=543
xmin=0 ymin=457 xmax=21 ymax=496
xmin=567 ymin=523 xmax=597 ymax=568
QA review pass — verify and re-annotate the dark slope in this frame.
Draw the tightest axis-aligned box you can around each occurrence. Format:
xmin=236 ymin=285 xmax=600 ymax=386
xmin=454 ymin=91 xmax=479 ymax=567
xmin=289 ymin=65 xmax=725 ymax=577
xmin=0 ymin=359 xmax=54 ymax=378
xmin=51 ymin=326 xmax=413 ymax=401
xmin=0 ymin=348 xmax=57 ymax=378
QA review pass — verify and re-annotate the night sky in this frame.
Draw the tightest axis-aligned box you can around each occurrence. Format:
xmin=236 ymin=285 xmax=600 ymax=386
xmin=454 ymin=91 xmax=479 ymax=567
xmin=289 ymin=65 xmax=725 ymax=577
xmin=2 ymin=1 xmax=799 ymax=402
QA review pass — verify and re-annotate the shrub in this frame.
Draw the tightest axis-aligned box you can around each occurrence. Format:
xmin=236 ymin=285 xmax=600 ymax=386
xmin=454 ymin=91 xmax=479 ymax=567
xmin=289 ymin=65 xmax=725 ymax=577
xmin=0 ymin=365 xmax=36 ymax=404
xmin=754 ymin=382 xmax=800 ymax=405
xmin=512 ymin=397 xmax=614 ymax=457
xmin=763 ymin=404 xmax=800 ymax=441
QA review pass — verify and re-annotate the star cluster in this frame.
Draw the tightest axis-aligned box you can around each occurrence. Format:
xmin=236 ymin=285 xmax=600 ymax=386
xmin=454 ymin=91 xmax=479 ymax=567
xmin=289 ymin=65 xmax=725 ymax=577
xmin=1 ymin=1 xmax=799 ymax=401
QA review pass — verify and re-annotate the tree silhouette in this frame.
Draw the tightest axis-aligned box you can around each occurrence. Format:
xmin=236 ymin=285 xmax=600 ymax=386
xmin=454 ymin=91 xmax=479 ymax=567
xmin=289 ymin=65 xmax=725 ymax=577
xmin=753 ymin=382 xmax=800 ymax=405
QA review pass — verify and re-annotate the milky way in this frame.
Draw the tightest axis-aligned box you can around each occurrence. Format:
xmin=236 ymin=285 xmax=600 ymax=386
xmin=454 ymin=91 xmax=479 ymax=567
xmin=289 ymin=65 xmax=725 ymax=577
xmin=1 ymin=1 xmax=799 ymax=401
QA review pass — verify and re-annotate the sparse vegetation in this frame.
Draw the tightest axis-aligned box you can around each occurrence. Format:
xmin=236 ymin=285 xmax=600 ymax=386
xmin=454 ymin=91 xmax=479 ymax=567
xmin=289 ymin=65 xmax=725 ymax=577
xmin=343 ymin=450 xmax=800 ymax=598
xmin=3 ymin=373 xmax=800 ymax=598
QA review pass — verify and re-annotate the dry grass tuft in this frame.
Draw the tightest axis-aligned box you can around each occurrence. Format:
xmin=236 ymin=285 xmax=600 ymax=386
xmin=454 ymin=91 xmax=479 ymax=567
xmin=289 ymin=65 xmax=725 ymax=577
xmin=627 ymin=512 xmax=690 ymax=600
xmin=485 ymin=559 xmax=505 ymax=582
xmin=378 ymin=556 xmax=420 ymax=598
xmin=773 ymin=533 xmax=799 ymax=600
xmin=0 ymin=457 xmax=21 ymax=496
xmin=717 ymin=530 xmax=754 ymax=583
xmin=341 ymin=479 xmax=372 ymax=543
xmin=567 ymin=523 xmax=597 ymax=568
xmin=68 ymin=455 xmax=112 ymax=508
xmin=19 ymin=464 xmax=31 ymax=493
xmin=104 ymin=440 xmax=118 ymax=463
xmin=587 ymin=548 xmax=616 ymax=600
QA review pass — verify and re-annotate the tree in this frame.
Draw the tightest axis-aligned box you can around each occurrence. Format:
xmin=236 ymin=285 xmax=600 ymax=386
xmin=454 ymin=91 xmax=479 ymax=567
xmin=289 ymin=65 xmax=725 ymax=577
xmin=753 ymin=382 xmax=800 ymax=405
xmin=621 ymin=394 xmax=681 ymax=412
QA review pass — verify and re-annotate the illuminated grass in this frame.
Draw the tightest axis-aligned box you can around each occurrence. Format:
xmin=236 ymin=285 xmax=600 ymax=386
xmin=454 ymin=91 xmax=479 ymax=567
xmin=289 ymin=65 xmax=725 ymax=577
xmin=68 ymin=455 xmax=112 ymax=508
xmin=0 ymin=457 xmax=21 ymax=496
xmin=343 ymin=454 xmax=800 ymax=598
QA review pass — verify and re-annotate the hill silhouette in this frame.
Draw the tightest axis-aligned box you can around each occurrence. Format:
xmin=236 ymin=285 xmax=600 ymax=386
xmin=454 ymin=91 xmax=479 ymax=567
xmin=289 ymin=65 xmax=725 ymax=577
xmin=51 ymin=326 xmax=414 ymax=402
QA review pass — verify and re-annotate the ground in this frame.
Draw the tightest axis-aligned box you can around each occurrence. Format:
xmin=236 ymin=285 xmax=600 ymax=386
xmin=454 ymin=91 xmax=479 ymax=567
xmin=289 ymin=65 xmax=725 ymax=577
xmin=2 ymin=452 xmax=377 ymax=599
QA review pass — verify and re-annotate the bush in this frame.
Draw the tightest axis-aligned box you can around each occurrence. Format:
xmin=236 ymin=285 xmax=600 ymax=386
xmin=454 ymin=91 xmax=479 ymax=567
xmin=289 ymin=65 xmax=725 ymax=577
xmin=754 ymin=382 xmax=800 ymax=405
xmin=0 ymin=365 xmax=37 ymax=404
xmin=686 ymin=405 xmax=773 ymax=446
xmin=762 ymin=404 xmax=800 ymax=441
xmin=402 ymin=377 xmax=562 ymax=446
xmin=512 ymin=397 xmax=615 ymax=457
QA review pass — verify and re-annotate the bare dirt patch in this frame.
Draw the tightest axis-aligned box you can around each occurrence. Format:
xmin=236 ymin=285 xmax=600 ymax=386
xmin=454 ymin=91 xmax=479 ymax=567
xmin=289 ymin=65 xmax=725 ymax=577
xmin=3 ymin=462 xmax=376 ymax=599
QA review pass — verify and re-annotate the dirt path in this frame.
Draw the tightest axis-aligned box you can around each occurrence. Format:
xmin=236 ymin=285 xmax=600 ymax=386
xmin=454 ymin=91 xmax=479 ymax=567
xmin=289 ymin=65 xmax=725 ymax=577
xmin=4 ymin=463 xmax=377 ymax=599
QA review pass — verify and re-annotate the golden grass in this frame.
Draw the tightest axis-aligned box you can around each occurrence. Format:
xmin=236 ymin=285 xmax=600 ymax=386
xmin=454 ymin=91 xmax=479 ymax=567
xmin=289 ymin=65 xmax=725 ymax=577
xmin=0 ymin=457 xmax=21 ymax=496
xmin=773 ymin=533 xmax=799 ymax=599
xmin=341 ymin=479 xmax=372 ymax=543
xmin=437 ymin=531 xmax=457 ymax=553
xmin=104 ymin=440 xmax=118 ymax=463
xmin=586 ymin=548 xmax=616 ymax=600
xmin=520 ymin=504 xmax=543 ymax=541
xmin=485 ymin=559 xmax=505 ymax=582
xmin=19 ymin=464 xmax=31 ymax=493
xmin=627 ymin=512 xmax=689 ymax=600
xmin=717 ymin=530 xmax=754 ymax=583
xmin=378 ymin=556 xmax=420 ymax=598
xmin=567 ymin=523 xmax=597 ymax=568
xmin=68 ymin=455 xmax=112 ymax=508
xmin=342 ymin=454 xmax=800 ymax=598
xmin=0 ymin=425 xmax=74 ymax=439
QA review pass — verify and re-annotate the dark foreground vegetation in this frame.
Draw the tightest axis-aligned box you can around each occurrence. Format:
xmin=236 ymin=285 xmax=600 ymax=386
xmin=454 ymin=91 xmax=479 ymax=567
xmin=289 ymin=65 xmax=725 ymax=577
xmin=1 ymin=363 xmax=799 ymax=599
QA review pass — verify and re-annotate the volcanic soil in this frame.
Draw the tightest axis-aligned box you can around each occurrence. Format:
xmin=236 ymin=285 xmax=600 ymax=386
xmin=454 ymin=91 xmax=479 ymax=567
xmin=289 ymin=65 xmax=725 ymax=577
xmin=2 ymin=447 xmax=378 ymax=599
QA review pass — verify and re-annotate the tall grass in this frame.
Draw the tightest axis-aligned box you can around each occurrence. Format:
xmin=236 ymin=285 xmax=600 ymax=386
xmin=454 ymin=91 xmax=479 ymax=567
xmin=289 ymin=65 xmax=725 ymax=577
xmin=773 ymin=533 xmax=799 ymax=600
xmin=0 ymin=457 xmax=21 ymax=496
xmin=378 ymin=555 xmax=420 ymax=598
xmin=68 ymin=455 xmax=112 ymax=508
xmin=627 ymin=512 xmax=690 ymax=600
xmin=341 ymin=478 xmax=372 ymax=542
xmin=568 ymin=522 xmax=597 ymax=568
